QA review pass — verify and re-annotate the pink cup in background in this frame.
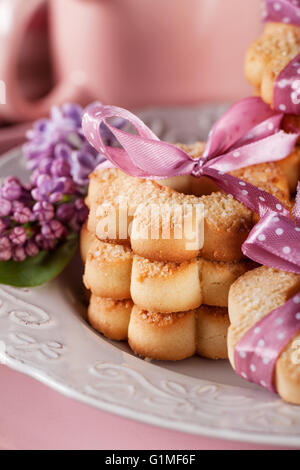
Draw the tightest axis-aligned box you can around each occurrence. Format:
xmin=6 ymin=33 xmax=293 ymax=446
xmin=0 ymin=0 xmax=263 ymax=122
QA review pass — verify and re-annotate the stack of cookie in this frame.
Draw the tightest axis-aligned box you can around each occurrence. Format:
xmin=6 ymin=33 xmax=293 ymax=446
xmin=245 ymin=21 xmax=300 ymax=192
xmin=81 ymin=143 xmax=291 ymax=361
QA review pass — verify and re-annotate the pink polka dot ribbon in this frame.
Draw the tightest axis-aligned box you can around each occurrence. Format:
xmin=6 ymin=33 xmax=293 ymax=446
xmin=263 ymin=0 xmax=300 ymax=115
xmin=274 ymin=54 xmax=300 ymax=116
xmin=237 ymin=186 xmax=300 ymax=393
xmin=263 ymin=0 xmax=300 ymax=26
xmin=82 ymin=97 xmax=298 ymax=219
xmin=234 ymin=294 xmax=300 ymax=394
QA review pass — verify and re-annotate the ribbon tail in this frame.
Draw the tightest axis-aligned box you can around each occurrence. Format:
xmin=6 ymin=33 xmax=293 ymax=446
xmin=209 ymin=131 xmax=299 ymax=173
xmin=204 ymin=167 xmax=290 ymax=218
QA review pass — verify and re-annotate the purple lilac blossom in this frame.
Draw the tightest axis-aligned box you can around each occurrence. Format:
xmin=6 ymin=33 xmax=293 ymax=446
xmin=9 ymin=227 xmax=27 ymax=246
xmin=0 ymin=220 xmax=6 ymax=234
xmin=33 ymin=201 xmax=55 ymax=222
xmin=1 ymin=177 xmax=22 ymax=201
xmin=31 ymin=174 xmax=76 ymax=203
xmin=12 ymin=246 xmax=26 ymax=262
xmin=0 ymin=199 xmax=12 ymax=217
xmin=25 ymin=240 xmax=39 ymax=258
xmin=12 ymin=204 xmax=32 ymax=224
xmin=23 ymin=103 xmax=100 ymax=184
xmin=41 ymin=220 xmax=65 ymax=240
xmin=0 ymin=103 xmax=126 ymax=262
xmin=0 ymin=237 xmax=11 ymax=261
xmin=56 ymin=203 xmax=75 ymax=223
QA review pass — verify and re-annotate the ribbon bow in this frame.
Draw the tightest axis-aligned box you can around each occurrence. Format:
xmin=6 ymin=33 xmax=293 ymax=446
xmin=235 ymin=184 xmax=300 ymax=393
xmin=82 ymin=97 xmax=298 ymax=218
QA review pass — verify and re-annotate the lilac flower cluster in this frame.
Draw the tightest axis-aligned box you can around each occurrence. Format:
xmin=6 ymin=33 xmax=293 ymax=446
xmin=0 ymin=103 xmax=124 ymax=262
xmin=24 ymin=103 xmax=105 ymax=188
xmin=0 ymin=175 xmax=88 ymax=261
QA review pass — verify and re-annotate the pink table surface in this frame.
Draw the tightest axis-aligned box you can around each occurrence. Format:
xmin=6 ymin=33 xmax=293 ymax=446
xmin=0 ymin=364 xmax=296 ymax=450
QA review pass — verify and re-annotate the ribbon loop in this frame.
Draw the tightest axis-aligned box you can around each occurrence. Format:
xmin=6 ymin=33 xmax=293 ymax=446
xmin=204 ymin=97 xmax=282 ymax=158
xmin=83 ymin=102 xmax=196 ymax=178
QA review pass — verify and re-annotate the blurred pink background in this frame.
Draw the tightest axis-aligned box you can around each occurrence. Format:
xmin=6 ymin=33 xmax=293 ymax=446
xmin=0 ymin=0 xmax=274 ymax=451
xmin=0 ymin=0 xmax=263 ymax=125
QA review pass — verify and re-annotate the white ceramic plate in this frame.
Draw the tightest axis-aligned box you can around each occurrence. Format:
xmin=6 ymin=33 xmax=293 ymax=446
xmin=1 ymin=106 xmax=300 ymax=448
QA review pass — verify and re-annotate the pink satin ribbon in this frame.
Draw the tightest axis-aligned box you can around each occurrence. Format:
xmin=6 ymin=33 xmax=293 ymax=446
xmin=264 ymin=0 xmax=300 ymax=25
xmin=235 ymin=184 xmax=300 ymax=393
xmin=82 ymin=97 xmax=298 ymax=219
xmin=273 ymin=54 xmax=300 ymax=116
xmin=263 ymin=0 xmax=300 ymax=115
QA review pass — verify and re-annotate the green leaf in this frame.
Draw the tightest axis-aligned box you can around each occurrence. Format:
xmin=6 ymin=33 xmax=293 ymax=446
xmin=0 ymin=238 xmax=78 ymax=287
